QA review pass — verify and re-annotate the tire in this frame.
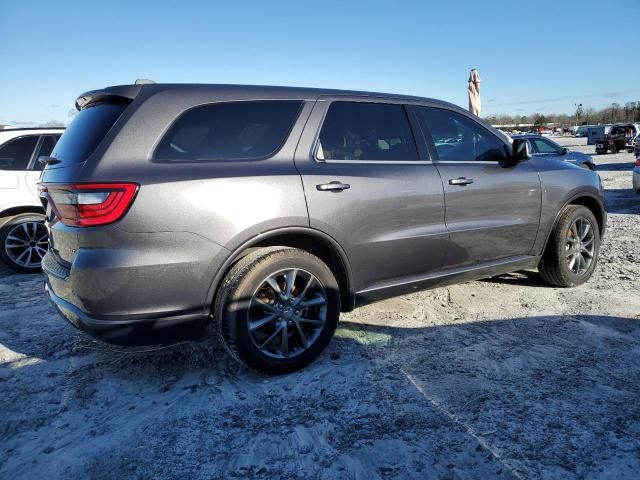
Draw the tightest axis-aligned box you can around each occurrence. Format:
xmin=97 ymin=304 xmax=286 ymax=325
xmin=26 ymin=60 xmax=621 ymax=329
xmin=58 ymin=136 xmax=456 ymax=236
xmin=215 ymin=247 xmax=340 ymax=374
xmin=610 ymin=144 xmax=617 ymax=154
xmin=0 ymin=213 xmax=48 ymax=273
xmin=538 ymin=205 xmax=600 ymax=287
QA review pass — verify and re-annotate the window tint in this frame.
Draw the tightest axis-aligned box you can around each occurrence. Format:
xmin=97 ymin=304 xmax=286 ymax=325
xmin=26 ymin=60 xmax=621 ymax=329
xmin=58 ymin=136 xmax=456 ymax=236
xmin=155 ymin=101 xmax=302 ymax=161
xmin=532 ymin=138 xmax=560 ymax=154
xmin=416 ymin=107 xmax=507 ymax=162
xmin=524 ymin=139 xmax=534 ymax=153
xmin=52 ymin=103 xmax=128 ymax=165
xmin=32 ymin=135 xmax=59 ymax=171
xmin=0 ymin=136 xmax=38 ymax=170
xmin=317 ymin=102 xmax=418 ymax=161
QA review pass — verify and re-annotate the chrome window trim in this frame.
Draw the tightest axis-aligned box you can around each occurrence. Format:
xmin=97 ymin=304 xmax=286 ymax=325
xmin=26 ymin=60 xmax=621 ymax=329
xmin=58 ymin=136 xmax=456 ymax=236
xmin=318 ymin=159 xmax=433 ymax=165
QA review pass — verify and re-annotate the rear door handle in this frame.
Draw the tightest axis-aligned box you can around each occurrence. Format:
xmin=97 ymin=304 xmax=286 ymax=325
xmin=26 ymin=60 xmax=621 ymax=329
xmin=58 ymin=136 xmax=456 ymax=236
xmin=317 ymin=181 xmax=350 ymax=192
xmin=448 ymin=177 xmax=474 ymax=186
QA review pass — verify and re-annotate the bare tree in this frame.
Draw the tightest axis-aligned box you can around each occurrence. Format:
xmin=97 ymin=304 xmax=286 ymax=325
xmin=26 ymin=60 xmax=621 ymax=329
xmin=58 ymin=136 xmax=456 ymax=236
xmin=486 ymin=101 xmax=640 ymax=127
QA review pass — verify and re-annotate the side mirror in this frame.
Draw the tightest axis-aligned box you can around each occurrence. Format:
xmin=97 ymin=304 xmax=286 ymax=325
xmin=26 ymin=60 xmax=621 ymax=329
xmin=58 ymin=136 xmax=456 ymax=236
xmin=560 ymin=147 xmax=569 ymax=155
xmin=511 ymin=138 xmax=531 ymax=163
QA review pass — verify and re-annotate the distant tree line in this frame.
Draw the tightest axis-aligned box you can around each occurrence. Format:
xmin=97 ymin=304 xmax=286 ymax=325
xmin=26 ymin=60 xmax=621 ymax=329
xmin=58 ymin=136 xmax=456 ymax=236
xmin=485 ymin=101 xmax=640 ymax=127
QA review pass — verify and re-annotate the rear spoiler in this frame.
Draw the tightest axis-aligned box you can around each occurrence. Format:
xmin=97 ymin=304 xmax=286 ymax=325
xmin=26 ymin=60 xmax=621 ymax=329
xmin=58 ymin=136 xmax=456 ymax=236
xmin=75 ymin=84 xmax=146 ymax=110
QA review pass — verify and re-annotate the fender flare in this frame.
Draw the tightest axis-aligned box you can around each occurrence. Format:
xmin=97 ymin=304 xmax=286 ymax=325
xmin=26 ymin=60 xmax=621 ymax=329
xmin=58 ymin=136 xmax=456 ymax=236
xmin=539 ymin=191 xmax=606 ymax=255
xmin=203 ymin=226 xmax=355 ymax=314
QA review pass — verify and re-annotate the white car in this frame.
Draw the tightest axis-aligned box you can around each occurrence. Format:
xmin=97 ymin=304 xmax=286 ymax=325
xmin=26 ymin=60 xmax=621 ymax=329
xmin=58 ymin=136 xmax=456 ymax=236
xmin=0 ymin=128 xmax=64 ymax=272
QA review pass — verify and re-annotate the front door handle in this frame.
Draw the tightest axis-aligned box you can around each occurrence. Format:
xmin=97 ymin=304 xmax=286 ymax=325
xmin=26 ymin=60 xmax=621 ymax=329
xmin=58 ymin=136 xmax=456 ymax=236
xmin=448 ymin=177 xmax=474 ymax=186
xmin=317 ymin=181 xmax=351 ymax=192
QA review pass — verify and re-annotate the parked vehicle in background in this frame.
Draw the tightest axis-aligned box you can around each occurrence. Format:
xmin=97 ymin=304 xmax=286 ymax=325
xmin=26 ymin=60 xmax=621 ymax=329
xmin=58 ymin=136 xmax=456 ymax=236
xmin=0 ymin=128 xmax=63 ymax=272
xmin=595 ymin=124 xmax=639 ymax=154
xmin=40 ymin=83 xmax=606 ymax=374
xmin=574 ymin=125 xmax=589 ymax=137
xmin=513 ymin=134 xmax=596 ymax=170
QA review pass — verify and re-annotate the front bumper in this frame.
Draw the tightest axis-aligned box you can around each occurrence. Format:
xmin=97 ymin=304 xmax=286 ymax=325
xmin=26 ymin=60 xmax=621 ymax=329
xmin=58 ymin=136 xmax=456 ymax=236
xmin=45 ymin=281 xmax=209 ymax=345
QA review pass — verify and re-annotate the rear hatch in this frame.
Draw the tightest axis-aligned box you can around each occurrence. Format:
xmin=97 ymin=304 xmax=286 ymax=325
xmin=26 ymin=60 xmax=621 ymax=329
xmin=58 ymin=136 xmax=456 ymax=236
xmin=39 ymin=86 xmax=140 ymax=268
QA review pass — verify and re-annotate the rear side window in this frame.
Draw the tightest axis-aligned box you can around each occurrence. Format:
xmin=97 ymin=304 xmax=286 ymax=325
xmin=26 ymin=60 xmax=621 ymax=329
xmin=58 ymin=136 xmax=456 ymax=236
xmin=317 ymin=102 xmax=418 ymax=161
xmin=51 ymin=103 xmax=128 ymax=165
xmin=415 ymin=107 xmax=507 ymax=162
xmin=155 ymin=101 xmax=303 ymax=161
xmin=32 ymin=135 xmax=59 ymax=171
xmin=0 ymin=136 xmax=38 ymax=170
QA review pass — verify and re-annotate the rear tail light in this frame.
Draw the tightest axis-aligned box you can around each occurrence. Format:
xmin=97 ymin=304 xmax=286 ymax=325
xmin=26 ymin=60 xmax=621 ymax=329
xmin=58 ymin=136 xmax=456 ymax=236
xmin=635 ymin=158 xmax=640 ymax=167
xmin=40 ymin=183 xmax=139 ymax=227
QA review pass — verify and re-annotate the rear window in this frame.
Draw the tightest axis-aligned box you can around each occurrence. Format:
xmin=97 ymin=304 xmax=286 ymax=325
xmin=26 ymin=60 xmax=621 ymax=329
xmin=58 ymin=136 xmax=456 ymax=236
xmin=154 ymin=101 xmax=303 ymax=161
xmin=51 ymin=103 xmax=128 ymax=165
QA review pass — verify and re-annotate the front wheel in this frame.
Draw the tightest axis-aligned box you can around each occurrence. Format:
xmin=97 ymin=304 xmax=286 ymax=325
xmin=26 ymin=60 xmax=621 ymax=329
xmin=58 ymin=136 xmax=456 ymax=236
xmin=214 ymin=247 xmax=340 ymax=374
xmin=538 ymin=205 xmax=600 ymax=287
xmin=0 ymin=213 xmax=48 ymax=273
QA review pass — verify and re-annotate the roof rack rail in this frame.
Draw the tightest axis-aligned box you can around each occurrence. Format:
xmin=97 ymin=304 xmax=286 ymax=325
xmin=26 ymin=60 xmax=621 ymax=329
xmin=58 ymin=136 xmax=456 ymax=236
xmin=0 ymin=126 xmax=65 ymax=131
xmin=134 ymin=79 xmax=155 ymax=85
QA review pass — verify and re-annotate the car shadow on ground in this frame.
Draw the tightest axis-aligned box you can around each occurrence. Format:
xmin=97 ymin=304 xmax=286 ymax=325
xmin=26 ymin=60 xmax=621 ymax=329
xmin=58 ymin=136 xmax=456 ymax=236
xmin=2 ymin=310 xmax=639 ymax=479
xmin=481 ymin=269 xmax=545 ymax=287
xmin=595 ymin=161 xmax=634 ymax=172
xmin=604 ymin=188 xmax=639 ymax=215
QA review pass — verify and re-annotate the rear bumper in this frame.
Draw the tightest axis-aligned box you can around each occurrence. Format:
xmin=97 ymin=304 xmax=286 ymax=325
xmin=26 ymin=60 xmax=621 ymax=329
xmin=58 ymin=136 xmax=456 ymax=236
xmin=45 ymin=281 xmax=209 ymax=345
xmin=39 ymin=226 xmax=228 ymax=344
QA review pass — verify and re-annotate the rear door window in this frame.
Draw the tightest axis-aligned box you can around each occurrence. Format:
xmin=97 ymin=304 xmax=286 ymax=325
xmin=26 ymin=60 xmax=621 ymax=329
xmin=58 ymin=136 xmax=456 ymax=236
xmin=0 ymin=136 xmax=38 ymax=170
xmin=316 ymin=102 xmax=418 ymax=161
xmin=155 ymin=101 xmax=303 ymax=161
xmin=51 ymin=103 xmax=128 ymax=165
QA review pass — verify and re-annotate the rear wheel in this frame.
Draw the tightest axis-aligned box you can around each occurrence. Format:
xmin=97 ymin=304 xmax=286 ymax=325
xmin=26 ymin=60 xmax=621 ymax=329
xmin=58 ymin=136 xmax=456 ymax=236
xmin=538 ymin=205 xmax=600 ymax=287
xmin=215 ymin=247 xmax=340 ymax=374
xmin=0 ymin=213 xmax=48 ymax=273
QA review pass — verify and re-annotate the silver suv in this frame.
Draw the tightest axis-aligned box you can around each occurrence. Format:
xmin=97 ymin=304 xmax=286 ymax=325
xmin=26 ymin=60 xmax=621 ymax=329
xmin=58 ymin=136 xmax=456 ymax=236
xmin=40 ymin=84 xmax=605 ymax=373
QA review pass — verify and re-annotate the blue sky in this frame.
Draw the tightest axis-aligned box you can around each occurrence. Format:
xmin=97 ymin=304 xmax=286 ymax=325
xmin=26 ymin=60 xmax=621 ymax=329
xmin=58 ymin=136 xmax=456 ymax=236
xmin=1 ymin=0 xmax=637 ymax=125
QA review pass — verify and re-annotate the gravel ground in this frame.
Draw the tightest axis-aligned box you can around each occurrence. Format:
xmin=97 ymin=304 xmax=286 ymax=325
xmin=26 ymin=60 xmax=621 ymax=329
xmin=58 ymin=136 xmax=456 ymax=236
xmin=1 ymin=138 xmax=639 ymax=480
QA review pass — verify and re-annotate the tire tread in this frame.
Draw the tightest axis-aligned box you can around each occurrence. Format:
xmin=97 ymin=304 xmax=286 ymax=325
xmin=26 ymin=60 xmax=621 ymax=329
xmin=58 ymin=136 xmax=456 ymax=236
xmin=214 ymin=247 xmax=339 ymax=374
xmin=539 ymin=205 xmax=599 ymax=287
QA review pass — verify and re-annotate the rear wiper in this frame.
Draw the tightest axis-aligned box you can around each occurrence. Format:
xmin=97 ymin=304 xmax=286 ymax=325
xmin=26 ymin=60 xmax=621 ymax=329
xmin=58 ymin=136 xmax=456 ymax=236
xmin=38 ymin=156 xmax=61 ymax=166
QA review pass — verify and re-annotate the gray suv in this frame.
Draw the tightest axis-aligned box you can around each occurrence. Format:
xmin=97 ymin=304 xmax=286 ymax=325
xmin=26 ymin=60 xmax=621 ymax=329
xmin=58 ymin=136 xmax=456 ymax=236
xmin=40 ymin=84 xmax=606 ymax=374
